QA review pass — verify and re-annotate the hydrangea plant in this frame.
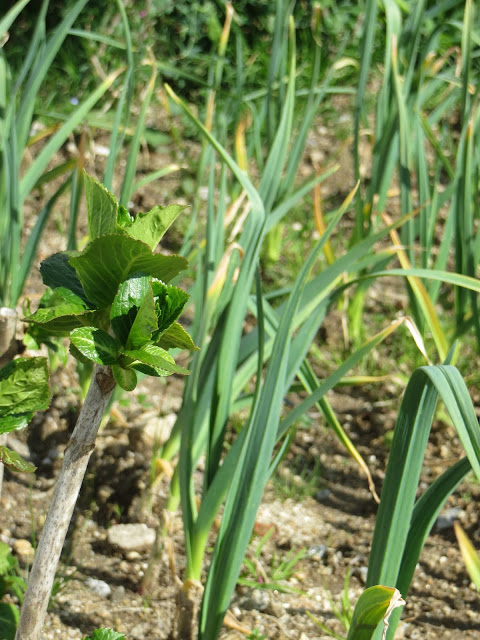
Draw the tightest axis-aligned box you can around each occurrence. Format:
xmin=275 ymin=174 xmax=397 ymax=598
xmin=15 ymin=173 xmax=194 ymax=640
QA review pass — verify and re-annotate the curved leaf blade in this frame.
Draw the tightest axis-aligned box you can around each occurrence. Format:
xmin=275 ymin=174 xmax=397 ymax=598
xmin=69 ymin=235 xmax=188 ymax=308
xmin=70 ymin=327 xmax=120 ymax=365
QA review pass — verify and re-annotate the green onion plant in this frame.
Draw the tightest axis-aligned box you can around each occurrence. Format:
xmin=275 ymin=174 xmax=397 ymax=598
xmin=140 ymin=5 xmax=456 ymax=639
xmin=351 ymin=0 xmax=480 ymax=350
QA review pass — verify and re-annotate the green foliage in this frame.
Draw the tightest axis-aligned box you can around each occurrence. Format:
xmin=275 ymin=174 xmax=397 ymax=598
xmin=0 ymin=541 xmax=25 ymax=640
xmin=24 ymin=173 xmax=192 ymax=391
xmin=308 ymin=583 xmax=405 ymax=640
xmin=0 ymin=0 xmax=121 ymax=308
xmin=239 ymin=527 xmax=306 ymax=594
xmin=0 ymin=602 xmax=19 ymax=640
xmin=82 ymin=630 xmax=125 ymax=640
xmin=346 ymin=586 xmax=405 ymax=640
xmin=0 ymin=357 xmax=50 ymax=472
xmin=366 ymin=361 xmax=480 ymax=640
xmin=0 ymin=541 xmax=26 ymax=604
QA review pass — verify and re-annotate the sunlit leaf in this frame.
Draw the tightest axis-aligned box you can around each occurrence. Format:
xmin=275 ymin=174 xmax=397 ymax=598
xmin=110 ymin=273 xmax=156 ymax=347
xmin=70 ymin=327 xmax=121 ymax=365
xmin=69 ymin=235 xmax=188 ymax=307
xmin=84 ymin=172 xmax=120 ymax=239
xmin=346 ymin=586 xmax=405 ymax=640
xmin=454 ymin=521 xmax=480 ymax=591
xmin=124 ymin=344 xmax=190 ymax=376
xmin=0 ymin=357 xmax=50 ymax=417
xmin=151 ymin=281 xmax=189 ymax=336
xmin=125 ymin=204 xmax=186 ymax=250
xmin=0 ymin=446 xmax=36 ymax=473
xmin=156 ymin=321 xmax=199 ymax=351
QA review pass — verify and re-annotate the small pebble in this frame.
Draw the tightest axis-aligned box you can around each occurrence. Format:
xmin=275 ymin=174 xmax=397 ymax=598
xmin=12 ymin=538 xmax=35 ymax=564
xmin=107 ymin=523 xmax=155 ymax=552
xmin=84 ymin=577 xmax=111 ymax=599
xmin=314 ymin=489 xmax=331 ymax=502
xmin=436 ymin=507 xmax=464 ymax=531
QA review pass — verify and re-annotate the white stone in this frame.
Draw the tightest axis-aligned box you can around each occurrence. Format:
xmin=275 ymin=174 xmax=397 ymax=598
xmin=84 ymin=577 xmax=111 ymax=598
xmin=107 ymin=523 xmax=155 ymax=552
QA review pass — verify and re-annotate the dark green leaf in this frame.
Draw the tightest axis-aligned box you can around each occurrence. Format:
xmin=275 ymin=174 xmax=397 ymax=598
xmin=156 ymin=321 xmax=198 ymax=351
xmin=40 ymin=252 xmax=88 ymax=303
xmin=151 ymin=281 xmax=189 ymax=336
xmin=110 ymin=274 xmax=157 ymax=348
xmin=126 ymin=286 xmax=158 ymax=350
xmin=126 ymin=204 xmax=185 ymax=250
xmin=0 ymin=358 xmax=50 ymax=417
xmin=0 ymin=447 xmax=36 ymax=473
xmin=69 ymin=235 xmax=188 ymax=308
xmin=124 ymin=344 xmax=190 ymax=376
xmin=0 ymin=602 xmax=19 ymax=640
xmin=84 ymin=173 xmax=120 ymax=239
xmin=112 ymin=365 xmax=137 ymax=391
xmin=70 ymin=327 xmax=120 ymax=365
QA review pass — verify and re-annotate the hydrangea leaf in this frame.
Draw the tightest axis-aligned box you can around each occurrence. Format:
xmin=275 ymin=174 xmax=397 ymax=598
xmin=117 ymin=203 xmax=134 ymax=228
xmin=125 ymin=204 xmax=186 ymax=250
xmin=112 ymin=365 xmax=137 ymax=392
xmin=0 ymin=357 xmax=50 ymax=418
xmin=156 ymin=321 xmax=199 ymax=351
xmin=151 ymin=280 xmax=189 ymax=336
xmin=123 ymin=344 xmax=190 ymax=376
xmin=84 ymin=172 xmax=120 ymax=239
xmin=110 ymin=274 xmax=157 ymax=348
xmin=0 ymin=601 xmax=20 ymax=640
xmin=70 ymin=327 xmax=121 ymax=365
xmin=40 ymin=252 xmax=88 ymax=303
xmin=0 ymin=413 xmax=31 ymax=434
xmin=69 ymin=235 xmax=188 ymax=308
xmin=24 ymin=307 xmax=108 ymax=337
xmin=0 ymin=447 xmax=36 ymax=473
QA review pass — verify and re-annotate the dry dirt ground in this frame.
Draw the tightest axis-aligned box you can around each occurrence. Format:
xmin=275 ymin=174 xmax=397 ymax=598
xmin=2 ymin=116 xmax=480 ymax=640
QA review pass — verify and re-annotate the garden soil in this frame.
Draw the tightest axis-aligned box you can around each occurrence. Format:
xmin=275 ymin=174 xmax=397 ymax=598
xmin=1 ymin=124 xmax=480 ymax=640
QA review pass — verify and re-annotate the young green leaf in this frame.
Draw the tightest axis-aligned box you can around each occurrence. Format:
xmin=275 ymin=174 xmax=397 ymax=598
xmin=124 ymin=344 xmax=190 ymax=376
xmin=0 ymin=357 xmax=50 ymax=417
xmin=112 ymin=365 xmax=137 ymax=392
xmin=82 ymin=629 xmax=126 ymax=640
xmin=69 ymin=235 xmax=188 ymax=307
xmin=0 ymin=601 xmax=19 ymax=640
xmin=151 ymin=281 xmax=189 ymax=336
xmin=0 ymin=414 xmax=32 ymax=435
xmin=23 ymin=306 xmax=106 ymax=337
xmin=155 ymin=321 xmax=199 ymax=351
xmin=110 ymin=273 xmax=156 ymax=347
xmin=125 ymin=204 xmax=186 ymax=250
xmin=84 ymin=173 xmax=120 ymax=239
xmin=346 ymin=586 xmax=405 ymax=640
xmin=70 ymin=327 xmax=121 ymax=365
xmin=0 ymin=446 xmax=36 ymax=473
